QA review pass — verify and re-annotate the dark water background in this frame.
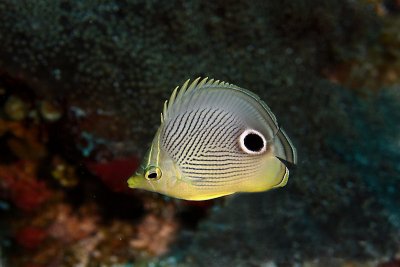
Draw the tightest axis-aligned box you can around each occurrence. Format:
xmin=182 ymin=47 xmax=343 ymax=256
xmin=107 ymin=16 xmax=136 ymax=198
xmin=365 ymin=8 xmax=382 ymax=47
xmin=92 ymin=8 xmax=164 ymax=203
xmin=0 ymin=1 xmax=399 ymax=266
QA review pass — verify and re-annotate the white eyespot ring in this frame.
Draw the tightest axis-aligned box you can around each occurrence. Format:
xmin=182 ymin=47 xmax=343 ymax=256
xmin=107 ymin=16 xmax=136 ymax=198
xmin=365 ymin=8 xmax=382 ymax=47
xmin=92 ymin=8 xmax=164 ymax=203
xmin=239 ymin=129 xmax=267 ymax=155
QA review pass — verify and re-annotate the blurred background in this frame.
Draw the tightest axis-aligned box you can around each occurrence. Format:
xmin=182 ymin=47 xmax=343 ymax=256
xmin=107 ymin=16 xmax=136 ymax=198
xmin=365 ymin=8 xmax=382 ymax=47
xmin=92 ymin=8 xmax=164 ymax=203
xmin=0 ymin=0 xmax=399 ymax=266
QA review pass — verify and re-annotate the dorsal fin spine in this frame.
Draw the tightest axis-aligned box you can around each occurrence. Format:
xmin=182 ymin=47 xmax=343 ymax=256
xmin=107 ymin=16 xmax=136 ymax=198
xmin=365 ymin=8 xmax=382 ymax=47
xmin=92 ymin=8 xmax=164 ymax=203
xmin=197 ymin=77 xmax=208 ymax=88
xmin=206 ymin=78 xmax=214 ymax=86
xmin=169 ymin=86 xmax=179 ymax=108
xmin=187 ymin=77 xmax=201 ymax=93
xmin=162 ymin=100 xmax=168 ymax=121
xmin=161 ymin=77 xmax=242 ymax=122
xmin=176 ymin=79 xmax=190 ymax=100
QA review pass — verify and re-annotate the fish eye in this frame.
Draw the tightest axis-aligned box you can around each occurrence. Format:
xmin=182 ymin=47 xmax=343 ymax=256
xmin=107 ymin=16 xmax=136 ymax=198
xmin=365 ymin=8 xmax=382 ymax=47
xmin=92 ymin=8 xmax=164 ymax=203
xmin=239 ymin=129 xmax=266 ymax=154
xmin=144 ymin=166 xmax=162 ymax=180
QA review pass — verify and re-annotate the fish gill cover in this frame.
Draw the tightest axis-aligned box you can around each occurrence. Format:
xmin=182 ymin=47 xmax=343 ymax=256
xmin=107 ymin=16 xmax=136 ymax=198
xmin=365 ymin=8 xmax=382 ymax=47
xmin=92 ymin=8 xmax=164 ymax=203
xmin=0 ymin=0 xmax=399 ymax=266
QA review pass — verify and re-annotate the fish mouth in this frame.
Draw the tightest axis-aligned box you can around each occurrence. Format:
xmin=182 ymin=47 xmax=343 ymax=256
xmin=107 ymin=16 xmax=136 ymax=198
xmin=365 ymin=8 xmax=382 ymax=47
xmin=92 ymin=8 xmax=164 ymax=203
xmin=127 ymin=175 xmax=141 ymax=188
xmin=127 ymin=164 xmax=146 ymax=188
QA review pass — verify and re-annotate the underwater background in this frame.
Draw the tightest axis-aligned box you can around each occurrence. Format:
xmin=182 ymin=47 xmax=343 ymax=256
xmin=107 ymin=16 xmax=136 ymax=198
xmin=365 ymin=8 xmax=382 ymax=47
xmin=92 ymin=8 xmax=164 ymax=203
xmin=0 ymin=0 xmax=400 ymax=266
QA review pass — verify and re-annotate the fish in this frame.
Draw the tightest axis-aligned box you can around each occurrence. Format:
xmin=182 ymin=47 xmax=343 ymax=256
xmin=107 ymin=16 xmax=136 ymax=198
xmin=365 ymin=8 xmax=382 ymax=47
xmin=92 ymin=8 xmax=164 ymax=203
xmin=127 ymin=77 xmax=297 ymax=200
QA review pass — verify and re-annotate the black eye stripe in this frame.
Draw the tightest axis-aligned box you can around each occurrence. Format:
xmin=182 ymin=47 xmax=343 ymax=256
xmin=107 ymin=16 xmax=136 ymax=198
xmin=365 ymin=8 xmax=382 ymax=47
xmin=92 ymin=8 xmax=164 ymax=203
xmin=147 ymin=172 xmax=158 ymax=179
xmin=144 ymin=166 xmax=162 ymax=180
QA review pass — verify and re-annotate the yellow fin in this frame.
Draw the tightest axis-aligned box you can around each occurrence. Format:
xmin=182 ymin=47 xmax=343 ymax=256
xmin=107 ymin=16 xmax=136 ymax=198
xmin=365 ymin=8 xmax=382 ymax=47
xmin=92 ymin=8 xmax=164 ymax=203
xmin=183 ymin=191 xmax=235 ymax=201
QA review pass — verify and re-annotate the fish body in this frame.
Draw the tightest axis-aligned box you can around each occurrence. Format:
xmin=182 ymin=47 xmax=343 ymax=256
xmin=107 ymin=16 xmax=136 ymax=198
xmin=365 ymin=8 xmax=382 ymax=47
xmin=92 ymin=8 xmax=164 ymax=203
xmin=128 ymin=77 xmax=297 ymax=200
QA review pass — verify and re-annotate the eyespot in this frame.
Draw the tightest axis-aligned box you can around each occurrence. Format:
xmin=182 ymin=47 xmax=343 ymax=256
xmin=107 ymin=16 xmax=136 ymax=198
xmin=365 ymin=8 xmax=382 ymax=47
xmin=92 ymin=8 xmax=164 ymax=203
xmin=144 ymin=166 xmax=162 ymax=180
xmin=239 ymin=129 xmax=266 ymax=154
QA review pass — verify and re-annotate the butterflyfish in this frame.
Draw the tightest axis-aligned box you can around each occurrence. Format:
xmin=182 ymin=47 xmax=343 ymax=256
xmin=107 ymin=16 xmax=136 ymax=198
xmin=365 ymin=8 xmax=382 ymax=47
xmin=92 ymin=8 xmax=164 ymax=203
xmin=127 ymin=77 xmax=297 ymax=200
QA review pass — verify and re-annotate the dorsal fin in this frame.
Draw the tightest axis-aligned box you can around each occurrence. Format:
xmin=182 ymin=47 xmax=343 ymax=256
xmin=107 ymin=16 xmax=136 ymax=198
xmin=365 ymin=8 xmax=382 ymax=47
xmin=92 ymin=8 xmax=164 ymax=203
xmin=161 ymin=77 xmax=235 ymax=122
xmin=160 ymin=77 xmax=276 ymax=127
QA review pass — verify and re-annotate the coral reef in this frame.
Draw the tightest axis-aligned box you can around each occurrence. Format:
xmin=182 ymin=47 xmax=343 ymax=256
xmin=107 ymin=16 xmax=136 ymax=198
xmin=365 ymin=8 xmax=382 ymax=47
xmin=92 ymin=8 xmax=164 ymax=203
xmin=0 ymin=78 xmax=183 ymax=266
xmin=0 ymin=0 xmax=399 ymax=266
xmin=130 ymin=204 xmax=178 ymax=257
